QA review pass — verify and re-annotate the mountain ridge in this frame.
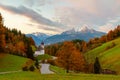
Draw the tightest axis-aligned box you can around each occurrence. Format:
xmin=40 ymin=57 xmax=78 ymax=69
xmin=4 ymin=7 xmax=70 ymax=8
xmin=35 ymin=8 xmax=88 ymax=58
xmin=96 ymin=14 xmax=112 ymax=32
xmin=26 ymin=26 xmax=106 ymax=45
xmin=44 ymin=26 xmax=106 ymax=45
xmin=26 ymin=32 xmax=51 ymax=46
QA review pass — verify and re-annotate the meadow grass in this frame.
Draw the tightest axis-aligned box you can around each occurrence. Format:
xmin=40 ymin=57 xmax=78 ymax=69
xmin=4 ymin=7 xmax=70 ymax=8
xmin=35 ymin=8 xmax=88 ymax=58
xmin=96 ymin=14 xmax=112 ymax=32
xmin=0 ymin=71 xmax=120 ymax=80
xmin=0 ymin=53 xmax=29 ymax=72
xmin=36 ymin=54 xmax=52 ymax=60
xmin=50 ymin=65 xmax=66 ymax=74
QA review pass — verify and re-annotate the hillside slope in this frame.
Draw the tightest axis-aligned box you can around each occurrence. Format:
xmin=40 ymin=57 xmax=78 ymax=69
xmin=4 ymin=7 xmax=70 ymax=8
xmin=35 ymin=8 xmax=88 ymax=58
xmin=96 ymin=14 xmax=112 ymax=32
xmin=0 ymin=54 xmax=29 ymax=72
xmin=85 ymin=37 xmax=120 ymax=73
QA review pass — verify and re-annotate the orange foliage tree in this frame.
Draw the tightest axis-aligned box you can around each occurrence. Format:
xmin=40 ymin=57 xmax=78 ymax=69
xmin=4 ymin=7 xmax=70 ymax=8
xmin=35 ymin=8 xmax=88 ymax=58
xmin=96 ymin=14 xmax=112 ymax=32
xmin=0 ymin=13 xmax=6 ymax=52
xmin=56 ymin=41 xmax=86 ymax=73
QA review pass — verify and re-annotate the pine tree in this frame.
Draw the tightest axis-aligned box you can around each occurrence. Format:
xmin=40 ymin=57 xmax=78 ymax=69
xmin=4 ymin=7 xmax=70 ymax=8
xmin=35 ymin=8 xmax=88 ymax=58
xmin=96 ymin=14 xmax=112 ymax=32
xmin=94 ymin=57 xmax=101 ymax=74
xmin=26 ymin=43 xmax=34 ymax=60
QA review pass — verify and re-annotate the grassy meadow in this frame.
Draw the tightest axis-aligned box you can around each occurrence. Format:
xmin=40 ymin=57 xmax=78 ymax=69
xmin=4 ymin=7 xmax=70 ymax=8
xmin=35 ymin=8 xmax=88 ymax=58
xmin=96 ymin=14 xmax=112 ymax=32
xmin=0 ymin=53 xmax=29 ymax=72
xmin=1 ymin=71 xmax=120 ymax=80
xmin=36 ymin=54 xmax=52 ymax=60
xmin=50 ymin=65 xmax=66 ymax=74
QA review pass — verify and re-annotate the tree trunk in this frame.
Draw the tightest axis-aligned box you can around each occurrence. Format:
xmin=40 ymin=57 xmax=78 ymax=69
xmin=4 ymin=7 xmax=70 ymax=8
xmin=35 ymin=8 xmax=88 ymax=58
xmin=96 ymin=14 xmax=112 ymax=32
xmin=66 ymin=63 xmax=69 ymax=73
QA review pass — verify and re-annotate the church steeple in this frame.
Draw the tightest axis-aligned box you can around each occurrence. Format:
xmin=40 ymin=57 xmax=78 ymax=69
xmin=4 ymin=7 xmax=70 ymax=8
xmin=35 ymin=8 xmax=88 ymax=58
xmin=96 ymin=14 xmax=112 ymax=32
xmin=41 ymin=41 xmax=44 ymax=45
xmin=34 ymin=41 xmax=45 ymax=57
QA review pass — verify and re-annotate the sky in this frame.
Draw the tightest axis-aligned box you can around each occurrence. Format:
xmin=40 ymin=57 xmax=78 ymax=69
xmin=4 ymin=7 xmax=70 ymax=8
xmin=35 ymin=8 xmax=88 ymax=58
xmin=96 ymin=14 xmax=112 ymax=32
xmin=0 ymin=0 xmax=120 ymax=34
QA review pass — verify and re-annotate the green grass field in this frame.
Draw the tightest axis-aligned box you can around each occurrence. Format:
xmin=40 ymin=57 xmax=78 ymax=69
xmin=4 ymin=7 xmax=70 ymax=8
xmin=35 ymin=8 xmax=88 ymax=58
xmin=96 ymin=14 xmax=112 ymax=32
xmin=1 ymin=63 xmax=120 ymax=80
xmin=0 ymin=53 xmax=29 ymax=72
xmin=50 ymin=65 xmax=66 ymax=74
xmin=1 ymin=71 xmax=120 ymax=80
xmin=36 ymin=54 xmax=52 ymax=60
xmin=85 ymin=37 xmax=120 ymax=74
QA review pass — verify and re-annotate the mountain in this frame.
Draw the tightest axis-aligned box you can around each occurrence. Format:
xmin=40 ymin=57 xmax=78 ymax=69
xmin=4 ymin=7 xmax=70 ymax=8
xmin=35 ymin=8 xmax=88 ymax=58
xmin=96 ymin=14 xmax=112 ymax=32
xmin=44 ymin=26 xmax=106 ymax=45
xmin=26 ymin=32 xmax=51 ymax=46
xmin=26 ymin=26 xmax=106 ymax=45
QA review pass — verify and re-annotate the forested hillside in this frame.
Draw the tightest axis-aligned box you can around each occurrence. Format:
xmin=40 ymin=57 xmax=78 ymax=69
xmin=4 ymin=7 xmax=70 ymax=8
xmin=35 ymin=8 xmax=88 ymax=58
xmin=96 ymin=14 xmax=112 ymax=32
xmin=45 ymin=25 xmax=120 ymax=56
xmin=0 ymin=13 xmax=35 ymax=59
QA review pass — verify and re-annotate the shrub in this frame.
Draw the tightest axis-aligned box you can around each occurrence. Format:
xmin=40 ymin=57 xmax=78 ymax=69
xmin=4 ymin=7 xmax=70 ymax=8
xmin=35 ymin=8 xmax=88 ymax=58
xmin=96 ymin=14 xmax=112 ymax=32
xmin=29 ymin=65 xmax=35 ymax=71
xmin=35 ymin=59 xmax=39 ymax=69
xmin=47 ymin=59 xmax=55 ymax=65
xmin=22 ymin=66 xmax=28 ymax=71
xmin=41 ymin=59 xmax=46 ymax=63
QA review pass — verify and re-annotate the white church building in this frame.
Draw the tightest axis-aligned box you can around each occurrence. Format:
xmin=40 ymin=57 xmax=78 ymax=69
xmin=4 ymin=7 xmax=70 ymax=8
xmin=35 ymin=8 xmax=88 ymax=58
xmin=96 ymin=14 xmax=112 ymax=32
xmin=34 ymin=42 xmax=44 ymax=57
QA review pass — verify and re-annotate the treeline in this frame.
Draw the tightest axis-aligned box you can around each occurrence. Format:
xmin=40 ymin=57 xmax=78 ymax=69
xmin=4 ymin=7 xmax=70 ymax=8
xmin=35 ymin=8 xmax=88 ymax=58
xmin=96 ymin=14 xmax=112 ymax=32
xmin=0 ymin=13 xmax=35 ymax=59
xmin=45 ymin=25 xmax=120 ymax=56
xmin=87 ymin=25 xmax=120 ymax=50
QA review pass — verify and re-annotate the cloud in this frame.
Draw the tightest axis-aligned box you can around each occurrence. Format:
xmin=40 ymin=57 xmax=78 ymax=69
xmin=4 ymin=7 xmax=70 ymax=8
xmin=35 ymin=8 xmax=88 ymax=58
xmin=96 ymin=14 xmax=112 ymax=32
xmin=0 ymin=3 xmax=64 ymax=32
xmin=98 ymin=17 xmax=120 ymax=33
xmin=55 ymin=7 xmax=106 ymax=27
xmin=54 ymin=0 xmax=120 ymax=31
xmin=24 ymin=0 xmax=52 ymax=7
xmin=0 ymin=0 xmax=120 ymax=33
xmin=99 ymin=23 xmax=115 ymax=33
xmin=26 ymin=23 xmax=62 ymax=33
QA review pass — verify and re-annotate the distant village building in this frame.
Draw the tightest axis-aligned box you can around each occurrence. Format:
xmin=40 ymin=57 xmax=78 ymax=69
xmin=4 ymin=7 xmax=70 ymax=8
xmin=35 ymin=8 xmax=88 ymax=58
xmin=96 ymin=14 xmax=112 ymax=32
xmin=34 ymin=41 xmax=44 ymax=57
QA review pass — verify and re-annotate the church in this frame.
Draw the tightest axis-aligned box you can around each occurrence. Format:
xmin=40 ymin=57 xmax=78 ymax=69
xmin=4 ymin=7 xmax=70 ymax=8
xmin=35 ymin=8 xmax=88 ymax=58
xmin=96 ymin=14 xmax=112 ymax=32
xmin=34 ymin=41 xmax=44 ymax=57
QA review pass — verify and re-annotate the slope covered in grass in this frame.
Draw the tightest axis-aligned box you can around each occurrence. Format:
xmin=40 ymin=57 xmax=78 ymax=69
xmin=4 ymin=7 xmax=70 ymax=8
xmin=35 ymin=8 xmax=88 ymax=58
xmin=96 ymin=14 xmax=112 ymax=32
xmin=50 ymin=65 xmax=66 ymax=74
xmin=85 ymin=37 xmax=120 ymax=73
xmin=0 ymin=54 xmax=29 ymax=72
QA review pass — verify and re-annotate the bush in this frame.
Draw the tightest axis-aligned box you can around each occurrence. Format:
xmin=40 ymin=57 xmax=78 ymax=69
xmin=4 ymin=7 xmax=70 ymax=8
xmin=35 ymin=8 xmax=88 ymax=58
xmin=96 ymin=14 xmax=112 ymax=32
xmin=41 ymin=59 xmax=46 ymax=63
xmin=29 ymin=65 xmax=35 ymax=71
xmin=47 ymin=59 xmax=55 ymax=65
xmin=22 ymin=66 xmax=28 ymax=71
xmin=35 ymin=59 xmax=39 ymax=69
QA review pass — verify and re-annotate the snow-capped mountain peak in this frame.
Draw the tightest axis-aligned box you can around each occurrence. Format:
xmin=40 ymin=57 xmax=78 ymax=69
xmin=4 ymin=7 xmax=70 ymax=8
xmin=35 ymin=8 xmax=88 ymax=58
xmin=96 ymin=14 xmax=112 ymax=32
xmin=80 ymin=26 xmax=89 ymax=31
xmin=79 ymin=26 xmax=95 ymax=33
xmin=62 ymin=26 xmax=96 ymax=34
xmin=26 ymin=32 xmax=51 ymax=46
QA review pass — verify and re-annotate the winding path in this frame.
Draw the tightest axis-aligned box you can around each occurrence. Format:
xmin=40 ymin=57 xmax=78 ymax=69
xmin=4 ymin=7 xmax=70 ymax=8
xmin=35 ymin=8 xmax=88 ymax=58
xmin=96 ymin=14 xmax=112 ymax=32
xmin=40 ymin=63 xmax=54 ymax=74
xmin=0 ymin=70 xmax=22 ymax=74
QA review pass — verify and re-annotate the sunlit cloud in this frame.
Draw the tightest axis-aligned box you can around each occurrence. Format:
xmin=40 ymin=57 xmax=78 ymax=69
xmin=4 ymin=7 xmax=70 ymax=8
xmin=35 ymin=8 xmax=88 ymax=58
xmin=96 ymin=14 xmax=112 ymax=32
xmin=54 ymin=0 xmax=120 ymax=31
xmin=99 ymin=23 xmax=116 ymax=33
xmin=0 ymin=3 xmax=64 ymax=34
xmin=0 ymin=0 xmax=120 ymax=34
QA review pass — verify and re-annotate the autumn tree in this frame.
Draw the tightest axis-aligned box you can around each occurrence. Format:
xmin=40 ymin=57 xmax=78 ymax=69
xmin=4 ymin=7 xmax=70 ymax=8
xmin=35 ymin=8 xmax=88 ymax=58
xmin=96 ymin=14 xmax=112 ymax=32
xmin=15 ymin=41 xmax=26 ymax=56
xmin=56 ymin=41 xmax=86 ymax=73
xmin=0 ymin=13 xmax=6 ymax=52
xmin=81 ymin=41 xmax=87 ymax=52
xmin=107 ymin=30 xmax=114 ymax=41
